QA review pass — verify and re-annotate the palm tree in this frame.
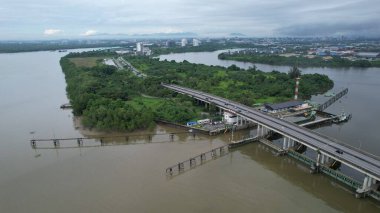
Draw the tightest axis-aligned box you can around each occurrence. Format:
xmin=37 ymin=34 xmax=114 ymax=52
xmin=288 ymin=64 xmax=301 ymax=79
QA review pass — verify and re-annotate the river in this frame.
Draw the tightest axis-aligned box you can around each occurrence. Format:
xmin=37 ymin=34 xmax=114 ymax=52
xmin=0 ymin=50 xmax=379 ymax=212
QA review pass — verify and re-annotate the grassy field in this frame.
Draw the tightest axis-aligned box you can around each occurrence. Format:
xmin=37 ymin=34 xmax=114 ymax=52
xmin=68 ymin=57 xmax=105 ymax=67
xmin=127 ymin=96 xmax=165 ymax=111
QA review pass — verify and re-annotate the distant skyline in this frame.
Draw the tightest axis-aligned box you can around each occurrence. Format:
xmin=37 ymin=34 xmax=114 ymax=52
xmin=1 ymin=0 xmax=380 ymax=40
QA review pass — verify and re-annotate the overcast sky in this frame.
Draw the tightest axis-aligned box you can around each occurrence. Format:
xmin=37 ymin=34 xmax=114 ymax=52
xmin=1 ymin=0 xmax=379 ymax=40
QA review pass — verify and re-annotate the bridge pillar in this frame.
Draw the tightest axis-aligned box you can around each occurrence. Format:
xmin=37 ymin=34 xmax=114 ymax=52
xmin=324 ymin=156 xmax=329 ymax=164
xmin=367 ymin=177 xmax=372 ymax=188
xmin=283 ymin=137 xmax=292 ymax=150
xmin=316 ymin=152 xmax=321 ymax=168
xmin=356 ymin=176 xmax=373 ymax=198
xmin=282 ymin=137 xmax=287 ymax=150
xmin=257 ymin=124 xmax=261 ymax=137
xmin=363 ymin=176 xmax=369 ymax=188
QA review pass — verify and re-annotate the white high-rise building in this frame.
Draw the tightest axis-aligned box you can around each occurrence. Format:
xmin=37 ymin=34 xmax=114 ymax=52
xmin=181 ymin=38 xmax=188 ymax=47
xmin=193 ymin=38 xmax=200 ymax=46
xmin=136 ymin=42 xmax=143 ymax=52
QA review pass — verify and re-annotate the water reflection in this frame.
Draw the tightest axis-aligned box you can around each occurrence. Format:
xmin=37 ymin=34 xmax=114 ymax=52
xmin=238 ymin=143 xmax=380 ymax=212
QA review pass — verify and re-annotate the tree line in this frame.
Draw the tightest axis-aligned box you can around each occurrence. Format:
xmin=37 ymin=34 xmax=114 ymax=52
xmin=218 ymin=53 xmax=379 ymax=68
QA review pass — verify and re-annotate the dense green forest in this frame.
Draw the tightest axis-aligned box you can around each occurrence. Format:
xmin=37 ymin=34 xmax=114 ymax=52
xmin=60 ymin=52 xmax=333 ymax=131
xmin=0 ymin=41 xmax=128 ymax=53
xmin=151 ymin=42 xmax=258 ymax=55
xmin=218 ymin=53 xmax=380 ymax=68
xmin=126 ymin=56 xmax=333 ymax=104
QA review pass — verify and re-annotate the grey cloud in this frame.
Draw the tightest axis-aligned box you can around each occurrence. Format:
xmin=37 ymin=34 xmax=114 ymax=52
xmin=0 ymin=0 xmax=380 ymax=39
xmin=275 ymin=21 xmax=380 ymax=37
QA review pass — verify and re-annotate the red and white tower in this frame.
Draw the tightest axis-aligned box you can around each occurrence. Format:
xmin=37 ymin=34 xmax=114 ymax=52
xmin=294 ymin=77 xmax=301 ymax=100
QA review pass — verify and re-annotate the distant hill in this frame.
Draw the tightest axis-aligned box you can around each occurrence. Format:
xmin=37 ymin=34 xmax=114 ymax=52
xmin=132 ymin=32 xmax=198 ymax=38
xmin=229 ymin=33 xmax=247 ymax=37
xmin=89 ymin=32 xmax=198 ymax=39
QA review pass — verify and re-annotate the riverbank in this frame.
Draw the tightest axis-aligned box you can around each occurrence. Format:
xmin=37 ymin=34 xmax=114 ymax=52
xmin=218 ymin=52 xmax=380 ymax=68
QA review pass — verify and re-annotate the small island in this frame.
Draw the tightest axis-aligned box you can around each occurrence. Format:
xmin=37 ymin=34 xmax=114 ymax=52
xmin=60 ymin=50 xmax=333 ymax=132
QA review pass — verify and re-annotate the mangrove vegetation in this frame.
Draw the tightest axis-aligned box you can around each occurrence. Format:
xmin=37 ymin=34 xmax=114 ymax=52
xmin=60 ymin=51 xmax=334 ymax=131
xmin=218 ymin=52 xmax=380 ymax=68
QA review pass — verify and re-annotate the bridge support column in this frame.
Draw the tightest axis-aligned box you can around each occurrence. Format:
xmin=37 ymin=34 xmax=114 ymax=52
xmin=368 ymin=177 xmax=373 ymax=188
xmin=310 ymin=149 xmax=322 ymax=173
xmin=316 ymin=152 xmax=321 ymax=167
xmin=257 ymin=124 xmax=261 ymax=137
xmin=356 ymin=175 xmax=373 ymax=198
xmin=324 ymin=156 xmax=329 ymax=164
xmin=282 ymin=137 xmax=287 ymax=150
xmin=283 ymin=137 xmax=292 ymax=150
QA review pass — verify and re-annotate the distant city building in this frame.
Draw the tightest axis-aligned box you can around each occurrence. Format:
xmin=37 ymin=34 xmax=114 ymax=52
xmin=135 ymin=42 xmax=152 ymax=56
xmin=181 ymin=38 xmax=188 ymax=47
xmin=142 ymin=47 xmax=152 ymax=56
xmin=356 ymin=52 xmax=380 ymax=59
xmin=115 ymin=50 xmax=130 ymax=54
xmin=193 ymin=38 xmax=200 ymax=46
xmin=165 ymin=40 xmax=176 ymax=47
xmin=136 ymin=42 xmax=143 ymax=52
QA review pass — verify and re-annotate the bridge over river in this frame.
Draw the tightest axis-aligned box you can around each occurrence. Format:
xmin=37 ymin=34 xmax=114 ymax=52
xmin=162 ymin=83 xmax=380 ymax=199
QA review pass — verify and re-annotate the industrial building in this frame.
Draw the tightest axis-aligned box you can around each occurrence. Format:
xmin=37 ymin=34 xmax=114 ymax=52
xmin=263 ymin=100 xmax=305 ymax=113
xmin=356 ymin=52 xmax=380 ymax=59
xmin=223 ymin=111 xmax=237 ymax=124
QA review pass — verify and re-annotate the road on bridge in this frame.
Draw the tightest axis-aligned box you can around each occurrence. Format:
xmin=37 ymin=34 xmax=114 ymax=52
xmin=162 ymin=83 xmax=380 ymax=182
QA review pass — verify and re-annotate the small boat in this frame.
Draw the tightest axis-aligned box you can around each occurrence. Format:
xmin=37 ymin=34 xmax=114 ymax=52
xmin=333 ymin=113 xmax=352 ymax=123
xmin=60 ymin=103 xmax=72 ymax=109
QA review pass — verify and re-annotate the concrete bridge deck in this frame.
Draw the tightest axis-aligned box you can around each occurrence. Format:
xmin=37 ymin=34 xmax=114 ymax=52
xmin=162 ymin=83 xmax=380 ymax=187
